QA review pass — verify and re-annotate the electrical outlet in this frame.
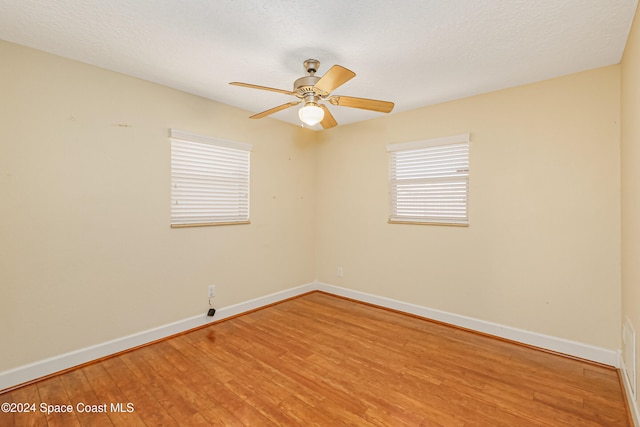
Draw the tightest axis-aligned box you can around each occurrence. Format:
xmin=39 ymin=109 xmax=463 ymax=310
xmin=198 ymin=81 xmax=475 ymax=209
xmin=337 ymin=267 xmax=343 ymax=278
xmin=208 ymin=285 xmax=216 ymax=298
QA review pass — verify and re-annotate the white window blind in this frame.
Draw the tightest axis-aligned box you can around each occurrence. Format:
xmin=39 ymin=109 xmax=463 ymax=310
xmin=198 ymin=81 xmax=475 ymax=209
xmin=170 ymin=129 xmax=253 ymax=227
xmin=387 ymin=133 xmax=469 ymax=226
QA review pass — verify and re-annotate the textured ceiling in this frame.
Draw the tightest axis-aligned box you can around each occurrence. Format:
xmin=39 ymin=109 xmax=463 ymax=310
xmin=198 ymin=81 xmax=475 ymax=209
xmin=0 ymin=0 xmax=637 ymax=130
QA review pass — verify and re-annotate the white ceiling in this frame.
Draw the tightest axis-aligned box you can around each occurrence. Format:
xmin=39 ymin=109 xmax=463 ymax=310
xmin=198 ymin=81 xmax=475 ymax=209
xmin=0 ymin=1 xmax=637 ymax=130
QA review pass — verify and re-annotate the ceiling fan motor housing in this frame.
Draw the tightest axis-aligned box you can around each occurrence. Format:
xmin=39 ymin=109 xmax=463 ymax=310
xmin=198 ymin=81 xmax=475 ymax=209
xmin=294 ymin=75 xmax=328 ymax=99
xmin=295 ymin=59 xmax=329 ymax=100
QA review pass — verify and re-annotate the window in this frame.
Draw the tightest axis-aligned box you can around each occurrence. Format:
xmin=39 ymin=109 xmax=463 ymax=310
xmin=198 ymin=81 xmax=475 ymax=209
xmin=170 ymin=129 xmax=253 ymax=227
xmin=387 ymin=133 xmax=469 ymax=226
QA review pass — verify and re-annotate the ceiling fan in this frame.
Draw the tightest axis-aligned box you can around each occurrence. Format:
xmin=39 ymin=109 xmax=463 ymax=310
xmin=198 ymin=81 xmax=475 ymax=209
xmin=230 ymin=59 xmax=394 ymax=129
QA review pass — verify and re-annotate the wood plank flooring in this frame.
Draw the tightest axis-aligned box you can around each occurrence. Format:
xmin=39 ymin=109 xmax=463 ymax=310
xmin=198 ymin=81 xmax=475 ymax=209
xmin=0 ymin=291 xmax=631 ymax=426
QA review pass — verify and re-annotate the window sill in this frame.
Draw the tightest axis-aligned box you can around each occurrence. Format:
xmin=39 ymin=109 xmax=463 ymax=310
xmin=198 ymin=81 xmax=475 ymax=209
xmin=171 ymin=221 xmax=251 ymax=228
xmin=388 ymin=220 xmax=468 ymax=227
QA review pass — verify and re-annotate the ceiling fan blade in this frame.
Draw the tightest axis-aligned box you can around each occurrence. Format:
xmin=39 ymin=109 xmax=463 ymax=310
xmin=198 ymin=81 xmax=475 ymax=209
xmin=230 ymin=82 xmax=296 ymax=96
xmin=314 ymin=65 xmax=356 ymax=94
xmin=319 ymin=105 xmax=337 ymax=129
xmin=250 ymin=101 xmax=300 ymax=119
xmin=328 ymin=95 xmax=394 ymax=113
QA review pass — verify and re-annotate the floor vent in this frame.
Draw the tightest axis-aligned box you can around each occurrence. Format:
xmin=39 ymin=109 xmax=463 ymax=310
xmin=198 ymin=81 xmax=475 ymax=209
xmin=623 ymin=317 xmax=637 ymax=400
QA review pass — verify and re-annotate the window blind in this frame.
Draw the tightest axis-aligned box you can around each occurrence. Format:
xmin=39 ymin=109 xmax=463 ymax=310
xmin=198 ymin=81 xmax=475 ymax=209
xmin=387 ymin=134 xmax=469 ymax=225
xmin=170 ymin=129 xmax=253 ymax=227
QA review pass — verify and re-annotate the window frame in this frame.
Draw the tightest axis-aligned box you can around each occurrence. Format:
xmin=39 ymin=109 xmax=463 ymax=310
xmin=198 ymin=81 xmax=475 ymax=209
xmin=386 ymin=133 xmax=470 ymax=226
xmin=170 ymin=129 xmax=253 ymax=228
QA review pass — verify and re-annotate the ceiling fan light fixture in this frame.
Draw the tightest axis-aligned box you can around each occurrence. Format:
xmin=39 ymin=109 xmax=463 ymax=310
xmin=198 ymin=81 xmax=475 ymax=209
xmin=298 ymin=104 xmax=324 ymax=126
xmin=230 ymin=59 xmax=393 ymax=129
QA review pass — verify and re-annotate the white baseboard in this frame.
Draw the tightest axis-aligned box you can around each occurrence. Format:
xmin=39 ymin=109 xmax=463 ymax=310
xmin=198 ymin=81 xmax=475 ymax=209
xmin=0 ymin=281 xmax=621 ymax=392
xmin=314 ymin=282 xmax=620 ymax=367
xmin=0 ymin=283 xmax=315 ymax=391
xmin=620 ymin=351 xmax=640 ymax=426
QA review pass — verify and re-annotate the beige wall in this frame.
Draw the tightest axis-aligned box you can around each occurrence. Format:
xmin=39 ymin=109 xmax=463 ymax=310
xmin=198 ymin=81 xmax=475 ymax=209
xmin=622 ymin=5 xmax=640 ymax=411
xmin=315 ymin=66 xmax=621 ymax=350
xmin=0 ymin=40 xmax=318 ymax=371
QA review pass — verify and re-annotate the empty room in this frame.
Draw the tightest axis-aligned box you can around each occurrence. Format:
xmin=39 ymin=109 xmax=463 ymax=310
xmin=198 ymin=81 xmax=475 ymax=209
xmin=2 ymin=1 xmax=640 ymax=425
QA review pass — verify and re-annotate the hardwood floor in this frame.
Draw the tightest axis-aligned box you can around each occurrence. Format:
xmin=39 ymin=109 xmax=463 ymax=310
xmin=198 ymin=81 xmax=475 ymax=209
xmin=0 ymin=291 xmax=632 ymax=426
